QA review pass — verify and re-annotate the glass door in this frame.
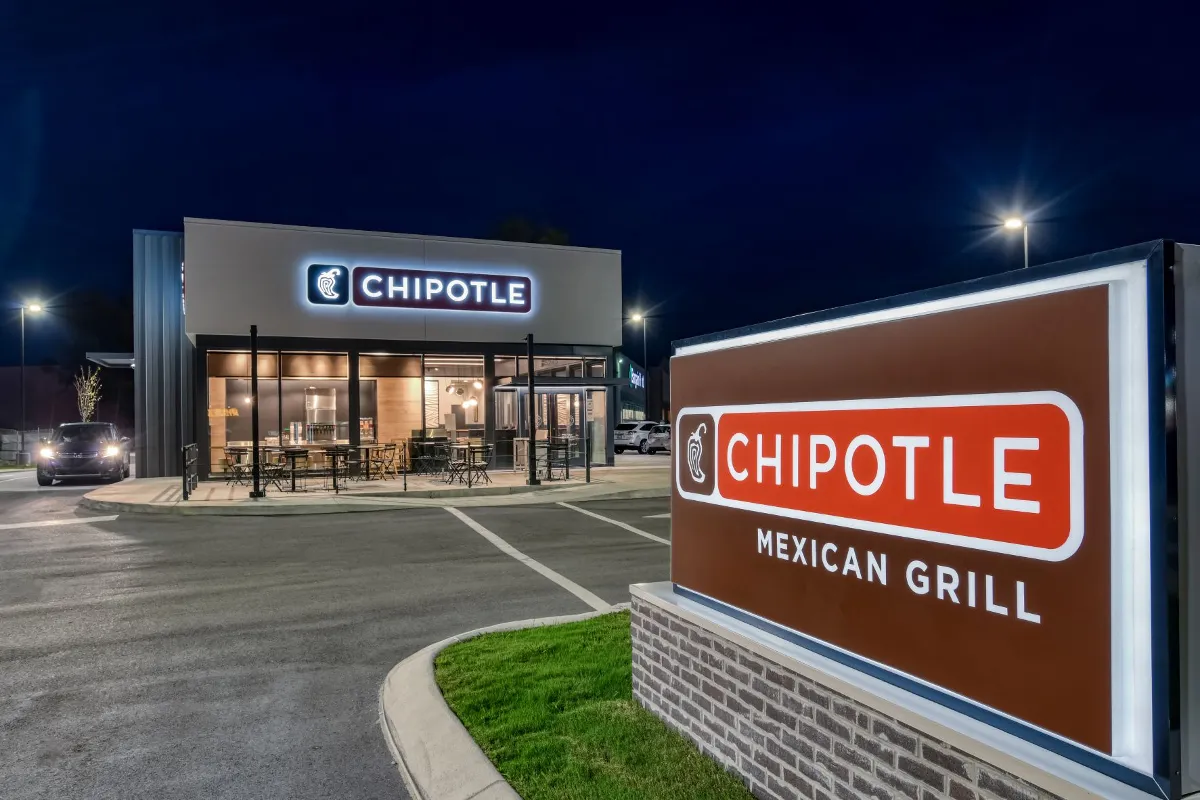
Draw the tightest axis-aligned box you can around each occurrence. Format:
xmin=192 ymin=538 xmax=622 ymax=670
xmin=586 ymin=388 xmax=607 ymax=467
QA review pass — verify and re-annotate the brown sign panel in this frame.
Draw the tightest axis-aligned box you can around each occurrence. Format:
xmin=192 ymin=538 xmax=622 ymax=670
xmin=671 ymin=278 xmax=1143 ymax=763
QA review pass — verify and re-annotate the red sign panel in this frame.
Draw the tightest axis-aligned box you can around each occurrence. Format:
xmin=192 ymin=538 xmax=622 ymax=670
xmin=677 ymin=393 xmax=1082 ymax=561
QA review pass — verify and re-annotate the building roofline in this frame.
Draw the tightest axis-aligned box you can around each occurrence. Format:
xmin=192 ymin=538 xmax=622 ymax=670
xmin=181 ymin=217 xmax=622 ymax=255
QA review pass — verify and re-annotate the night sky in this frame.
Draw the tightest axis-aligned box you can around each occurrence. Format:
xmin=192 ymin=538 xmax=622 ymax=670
xmin=2 ymin=2 xmax=1196 ymax=367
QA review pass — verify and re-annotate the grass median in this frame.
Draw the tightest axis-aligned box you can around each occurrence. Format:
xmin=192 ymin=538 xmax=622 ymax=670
xmin=434 ymin=611 xmax=752 ymax=800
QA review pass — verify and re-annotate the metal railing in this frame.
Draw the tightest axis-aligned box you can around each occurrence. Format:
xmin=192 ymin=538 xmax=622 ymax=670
xmin=182 ymin=443 xmax=199 ymax=500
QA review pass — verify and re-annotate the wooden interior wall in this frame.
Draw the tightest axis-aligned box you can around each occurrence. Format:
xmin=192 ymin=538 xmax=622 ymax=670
xmin=375 ymin=378 xmax=422 ymax=444
xmin=207 ymin=377 xmax=227 ymax=471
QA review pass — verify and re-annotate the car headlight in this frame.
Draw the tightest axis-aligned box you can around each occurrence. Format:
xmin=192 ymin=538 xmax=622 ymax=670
xmin=105 ymin=445 xmax=121 ymax=458
xmin=39 ymin=447 xmax=54 ymax=459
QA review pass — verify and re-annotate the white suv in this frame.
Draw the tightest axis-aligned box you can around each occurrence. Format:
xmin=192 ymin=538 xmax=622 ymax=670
xmin=614 ymin=421 xmax=661 ymax=454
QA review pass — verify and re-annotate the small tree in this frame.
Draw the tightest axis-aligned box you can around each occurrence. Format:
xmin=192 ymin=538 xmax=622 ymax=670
xmin=74 ymin=366 xmax=103 ymax=422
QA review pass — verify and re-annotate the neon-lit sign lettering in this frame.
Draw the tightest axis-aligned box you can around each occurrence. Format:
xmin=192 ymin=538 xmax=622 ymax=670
xmin=307 ymin=263 xmax=532 ymax=313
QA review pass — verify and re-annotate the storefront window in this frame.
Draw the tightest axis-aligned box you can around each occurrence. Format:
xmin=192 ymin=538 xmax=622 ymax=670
xmin=423 ymin=356 xmax=485 ymax=437
xmin=494 ymin=356 xmax=604 ymax=379
xmin=206 ymin=351 xmax=279 ymax=472
xmin=587 ymin=388 xmax=607 ymax=465
xmin=359 ymin=354 xmax=422 ymax=444
xmin=495 ymin=356 xmax=518 ymax=378
xmin=280 ymin=353 xmax=348 ymax=446
xmin=519 ymin=357 xmax=585 ymax=377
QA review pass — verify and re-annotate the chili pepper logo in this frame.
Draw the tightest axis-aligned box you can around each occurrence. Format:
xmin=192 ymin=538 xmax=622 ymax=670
xmin=687 ymin=423 xmax=707 ymax=483
xmin=316 ymin=268 xmax=341 ymax=301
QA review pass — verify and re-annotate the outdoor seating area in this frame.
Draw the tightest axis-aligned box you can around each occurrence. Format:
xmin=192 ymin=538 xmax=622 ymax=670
xmin=216 ymin=434 xmax=593 ymax=495
xmin=218 ymin=437 xmax=505 ymax=494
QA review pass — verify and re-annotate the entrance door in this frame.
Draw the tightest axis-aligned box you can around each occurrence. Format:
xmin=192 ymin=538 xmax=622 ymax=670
xmin=586 ymin=388 xmax=607 ymax=467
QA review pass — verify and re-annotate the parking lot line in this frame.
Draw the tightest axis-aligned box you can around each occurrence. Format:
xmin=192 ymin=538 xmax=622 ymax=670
xmin=556 ymin=502 xmax=670 ymax=545
xmin=0 ymin=515 xmax=120 ymax=531
xmin=445 ymin=507 xmax=610 ymax=612
xmin=644 ymin=512 xmax=671 ymax=519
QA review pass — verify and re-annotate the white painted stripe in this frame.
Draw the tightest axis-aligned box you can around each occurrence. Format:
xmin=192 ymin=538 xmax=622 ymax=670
xmin=644 ymin=512 xmax=671 ymax=519
xmin=558 ymin=502 xmax=670 ymax=545
xmin=445 ymin=507 xmax=609 ymax=612
xmin=0 ymin=473 xmax=32 ymax=483
xmin=0 ymin=515 xmax=120 ymax=531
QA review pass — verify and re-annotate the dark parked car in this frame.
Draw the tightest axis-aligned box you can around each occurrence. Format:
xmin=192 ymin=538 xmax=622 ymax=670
xmin=36 ymin=422 xmax=131 ymax=486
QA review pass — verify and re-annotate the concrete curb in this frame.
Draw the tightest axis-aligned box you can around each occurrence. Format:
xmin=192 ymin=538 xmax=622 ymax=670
xmin=79 ymin=483 xmax=669 ymax=516
xmin=378 ymin=604 xmax=630 ymax=800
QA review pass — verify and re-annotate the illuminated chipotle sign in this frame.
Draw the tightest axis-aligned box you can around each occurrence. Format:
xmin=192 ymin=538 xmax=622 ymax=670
xmin=670 ymin=258 xmax=1167 ymax=791
xmin=305 ymin=262 xmax=532 ymax=313
xmin=677 ymin=392 xmax=1082 ymax=561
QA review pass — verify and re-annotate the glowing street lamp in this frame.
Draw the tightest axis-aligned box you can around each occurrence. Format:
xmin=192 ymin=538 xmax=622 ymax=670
xmin=629 ymin=312 xmax=647 ymax=369
xmin=19 ymin=302 xmax=45 ymax=465
xmin=1003 ymin=217 xmax=1029 ymax=269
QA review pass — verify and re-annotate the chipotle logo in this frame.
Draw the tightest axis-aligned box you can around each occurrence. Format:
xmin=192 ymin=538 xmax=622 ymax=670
xmin=675 ymin=391 xmax=1083 ymax=562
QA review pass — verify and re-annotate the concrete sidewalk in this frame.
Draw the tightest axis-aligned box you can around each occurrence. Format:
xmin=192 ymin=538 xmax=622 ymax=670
xmin=80 ymin=465 xmax=670 ymax=515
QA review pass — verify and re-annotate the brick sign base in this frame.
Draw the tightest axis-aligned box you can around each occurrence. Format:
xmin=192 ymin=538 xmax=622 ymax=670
xmin=631 ymin=590 xmax=1066 ymax=800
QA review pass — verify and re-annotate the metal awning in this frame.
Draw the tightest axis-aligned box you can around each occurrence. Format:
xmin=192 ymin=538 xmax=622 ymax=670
xmin=86 ymin=352 xmax=135 ymax=369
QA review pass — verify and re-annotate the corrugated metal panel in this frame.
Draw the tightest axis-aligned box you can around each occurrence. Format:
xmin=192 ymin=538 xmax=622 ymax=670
xmin=132 ymin=230 xmax=187 ymax=478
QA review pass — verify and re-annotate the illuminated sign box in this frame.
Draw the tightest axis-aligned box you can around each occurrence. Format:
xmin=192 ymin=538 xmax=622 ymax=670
xmin=307 ymin=263 xmax=532 ymax=314
xmin=670 ymin=245 xmax=1185 ymax=797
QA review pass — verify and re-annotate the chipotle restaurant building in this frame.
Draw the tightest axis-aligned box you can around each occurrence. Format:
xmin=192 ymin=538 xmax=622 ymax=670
xmin=131 ymin=218 xmax=623 ymax=478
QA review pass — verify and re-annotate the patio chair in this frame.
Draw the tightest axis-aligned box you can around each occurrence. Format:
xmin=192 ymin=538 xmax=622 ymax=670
xmin=224 ymin=448 xmax=251 ymax=486
xmin=260 ymin=453 xmax=286 ymax=492
xmin=542 ymin=440 xmax=570 ymax=481
xmin=467 ymin=444 xmax=493 ymax=486
xmin=372 ymin=443 xmax=397 ymax=480
xmin=445 ymin=445 xmax=469 ymax=484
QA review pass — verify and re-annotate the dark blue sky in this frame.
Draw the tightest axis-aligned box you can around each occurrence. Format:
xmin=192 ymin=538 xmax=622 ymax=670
xmin=2 ymin=2 xmax=1196 ymax=366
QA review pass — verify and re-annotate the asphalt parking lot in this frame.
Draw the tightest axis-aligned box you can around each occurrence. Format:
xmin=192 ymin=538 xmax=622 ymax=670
xmin=0 ymin=479 xmax=670 ymax=800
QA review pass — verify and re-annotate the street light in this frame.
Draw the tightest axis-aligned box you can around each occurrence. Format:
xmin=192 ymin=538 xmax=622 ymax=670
xmin=1003 ymin=217 xmax=1029 ymax=269
xmin=19 ymin=302 xmax=45 ymax=465
xmin=630 ymin=312 xmax=647 ymax=369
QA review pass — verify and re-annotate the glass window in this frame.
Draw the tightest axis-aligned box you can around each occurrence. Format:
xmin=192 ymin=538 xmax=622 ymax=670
xmin=495 ymin=356 xmax=518 ymax=378
xmin=206 ymin=351 xmax=280 ymax=472
xmin=357 ymin=355 xmax=424 ymax=443
xmin=585 ymin=358 xmax=606 ymax=378
xmin=51 ymin=424 xmax=113 ymax=443
xmin=616 ymin=423 xmax=638 ymax=431
xmin=587 ymin=388 xmax=607 ymax=466
xmin=496 ymin=389 xmax=520 ymax=431
xmin=280 ymin=353 xmax=348 ymax=446
xmin=517 ymin=357 xmax=584 ymax=377
xmin=360 ymin=355 xmax=422 ymax=444
xmin=423 ymin=356 xmax=485 ymax=438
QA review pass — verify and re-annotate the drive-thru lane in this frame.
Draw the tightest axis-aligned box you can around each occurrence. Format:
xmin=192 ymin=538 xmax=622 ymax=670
xmin=0 ymin=484 xmax=670 ymax=800
xmin=459 ymin=500 xmax=671 ymax=607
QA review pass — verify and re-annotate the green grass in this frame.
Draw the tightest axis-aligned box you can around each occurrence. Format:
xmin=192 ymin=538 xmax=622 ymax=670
xmin=0 ymin=464 xmax=34 ymax=471
xmin=434 ymin=611 xmax=753 ymax=800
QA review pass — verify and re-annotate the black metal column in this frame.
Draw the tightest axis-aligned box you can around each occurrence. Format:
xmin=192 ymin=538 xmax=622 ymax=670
xmin=526 ymin=334 xmax=539 ymax=485
xmin=249 ymin=325 xmax=264 ymax=498
xmin=348 ymin=350 xmax=361 ymax=476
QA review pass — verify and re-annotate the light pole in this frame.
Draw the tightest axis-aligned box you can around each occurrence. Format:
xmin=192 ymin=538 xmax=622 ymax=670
xmin=631 ymin=312 xmax=647 ymax=369
xmin=1004 ymin=217 xmax=1029 ymax=269
xmin=19 ymin=302 xmax=44 ymax=465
